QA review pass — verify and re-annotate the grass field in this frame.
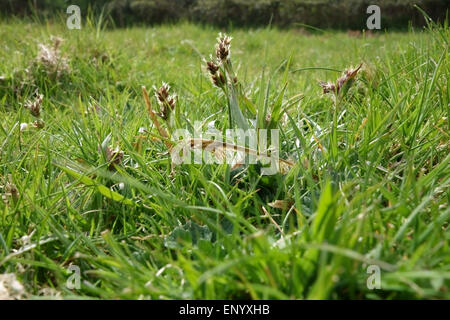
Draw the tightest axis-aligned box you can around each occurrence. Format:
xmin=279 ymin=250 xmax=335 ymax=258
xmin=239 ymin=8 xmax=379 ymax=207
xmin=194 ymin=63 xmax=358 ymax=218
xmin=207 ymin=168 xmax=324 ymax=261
xmin=0 ymin=17 xmax=449 ymax=299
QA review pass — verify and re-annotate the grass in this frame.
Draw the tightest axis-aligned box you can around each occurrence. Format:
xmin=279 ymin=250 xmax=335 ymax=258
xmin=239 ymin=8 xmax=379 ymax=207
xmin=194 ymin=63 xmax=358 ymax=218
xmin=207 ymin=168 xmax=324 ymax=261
xmin=0 ymin=16 xmax=449 ymax=299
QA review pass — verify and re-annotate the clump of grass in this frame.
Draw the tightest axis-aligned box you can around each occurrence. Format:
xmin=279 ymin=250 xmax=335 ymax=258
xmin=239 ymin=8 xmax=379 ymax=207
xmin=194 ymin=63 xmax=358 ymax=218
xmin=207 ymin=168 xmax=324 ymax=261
xmin=141 ymin=33 xmax=295 ymax=176
xmin=0 ymin=35 xmax=73 ymax=103
xmin=35 ymin=36 xmax=70 ymax=78
xmin=0 ymin=273 xmax=27 ymax=300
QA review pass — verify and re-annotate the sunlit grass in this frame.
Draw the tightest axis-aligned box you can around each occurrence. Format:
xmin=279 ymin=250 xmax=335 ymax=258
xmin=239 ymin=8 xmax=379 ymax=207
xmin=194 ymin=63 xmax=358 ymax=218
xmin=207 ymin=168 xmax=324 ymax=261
xmin=0 ymin=17 xmax=448 ymax=299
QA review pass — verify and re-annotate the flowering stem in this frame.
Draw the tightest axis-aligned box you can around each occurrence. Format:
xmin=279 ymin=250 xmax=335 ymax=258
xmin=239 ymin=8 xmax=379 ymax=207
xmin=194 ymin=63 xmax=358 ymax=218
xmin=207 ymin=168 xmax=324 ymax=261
xmin=331 ymin=95 xmax=339 ymax=162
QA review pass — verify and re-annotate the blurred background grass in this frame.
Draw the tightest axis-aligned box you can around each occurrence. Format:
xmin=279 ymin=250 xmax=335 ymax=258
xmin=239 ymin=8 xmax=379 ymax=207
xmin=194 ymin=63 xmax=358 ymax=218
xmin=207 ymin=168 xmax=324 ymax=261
xmin=1 ymin=0 xmax=448 ymax=29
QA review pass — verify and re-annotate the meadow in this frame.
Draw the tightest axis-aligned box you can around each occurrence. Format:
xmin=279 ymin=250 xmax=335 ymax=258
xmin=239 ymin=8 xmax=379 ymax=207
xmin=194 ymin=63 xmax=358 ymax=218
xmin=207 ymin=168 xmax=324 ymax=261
xmin=0 ymin=16 xmax=449 ymax=299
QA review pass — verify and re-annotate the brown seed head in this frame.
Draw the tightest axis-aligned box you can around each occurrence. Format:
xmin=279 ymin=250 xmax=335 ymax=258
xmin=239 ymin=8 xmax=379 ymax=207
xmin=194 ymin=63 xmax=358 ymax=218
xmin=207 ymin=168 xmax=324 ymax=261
xmin=25 ymin=93 xmax=43 ymax=117
xmin=32 ymin=119 xmax=45 ymax=129
xmin=320 ymin=64 xmax=362 ymax=95
xmin=156 ymin=83 xmax=170 ymax=102
xmin=336 ymin=64 xmax=362 ymax=93
xmin=155 ymin=82 xmax=176 ymax=120
xmin=206 ymin=60 xmax=219 ymax=75
xmin=211 ymin=71 xmax=226 ymax=88
xmin=215 ymin=33 xmax=232 ymax=62
xmin=5 ymin=182 xmax=19 ymax=202
xmin=319 ymin=81 xmax=336 ymax=94
xmin=105 ymin=146 xmax=124 ymax=170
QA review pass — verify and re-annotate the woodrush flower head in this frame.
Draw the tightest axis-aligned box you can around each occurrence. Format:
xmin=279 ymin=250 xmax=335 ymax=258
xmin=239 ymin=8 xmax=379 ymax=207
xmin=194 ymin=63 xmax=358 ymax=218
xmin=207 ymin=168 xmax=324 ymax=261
xmin=105 ymin=146 xmax=124 ymax=171
xmin=7 ymin=183 xmax=19 ymax=201
xmin=32 ymin=119 xmax=45 ymax=129
xmin=215 ymin=33 xmax=232 ymax=62
xmin=205 ymin=58 xmax=226 ymax=88
xmin=211 ymin=72 xmax=226 ymax=88
xmin=319 ymin=81 xmax=336 ymax=94
xmin=320 ymin=64 xmax=362 ymax=95
xmin=38 ymin=44 xmax=56 ymax=66
xmin=206 ymin=60 xmax=219 ymax=75
xmin=336 ymin=64 xmax=362 ymax=93
xmin=155 ymin=82 xmax=176 ymax=120
xmin=25 ymin=93 xmax=43 ymax=117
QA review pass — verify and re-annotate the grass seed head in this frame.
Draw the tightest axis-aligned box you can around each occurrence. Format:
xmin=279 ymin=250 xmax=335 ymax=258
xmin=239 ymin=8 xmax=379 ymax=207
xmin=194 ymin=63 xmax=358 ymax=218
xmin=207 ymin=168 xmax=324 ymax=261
xmin=105 ymin=146 xmax=124 ymax=170
xmin=215 ymin=33 xmax=232 ymax=62
xmin=320 ymin=64 xmax=362 ymax=95
xmin=319 ymin=81 xmax=336 ymax=94
xmin=32 ymin=119 xmax=45 ymax=129
xmin=211 ymin=71 xmax=226 ymax=88
xmin=205 ymin=58 xmax=226 ymax=88
xmin=336 ymin=64 xmax=362 ymax=93
xmin=206 ymin=60 xmax=219 ymax=75
xmin=155 ymin=82 xmax=176 ymax=120
xmin=25 ymin=93 xmax=43 ymax=117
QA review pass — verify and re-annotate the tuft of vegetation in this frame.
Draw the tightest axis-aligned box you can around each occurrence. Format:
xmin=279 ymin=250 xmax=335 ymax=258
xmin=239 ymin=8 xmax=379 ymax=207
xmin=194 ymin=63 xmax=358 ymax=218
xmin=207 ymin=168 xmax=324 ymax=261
xmin=0 ymin=12 xmax=449 ymax=299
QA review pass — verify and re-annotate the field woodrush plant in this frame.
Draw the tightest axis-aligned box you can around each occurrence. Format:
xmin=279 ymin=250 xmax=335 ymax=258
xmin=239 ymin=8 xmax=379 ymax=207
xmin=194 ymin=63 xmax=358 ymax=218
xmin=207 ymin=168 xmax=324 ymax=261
xmin=154 ymin=82 xmax=176 ymax=120
xmin=140 ymin=33 xmax=295 ymax=174
xmin=215 ymin=33 xmax=232 ymax=62
xmin=23 ymin=92 xmax=45 ymax=129
xmin=205 ymin=34 xmax=235 ymax=91
xmin=320 ymin=64 xmax=363 ymax=96
xmin=142 ymin=86 xmax=170 ymax=144
xmin=36 ymin=36 xmax=70 ymax=78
